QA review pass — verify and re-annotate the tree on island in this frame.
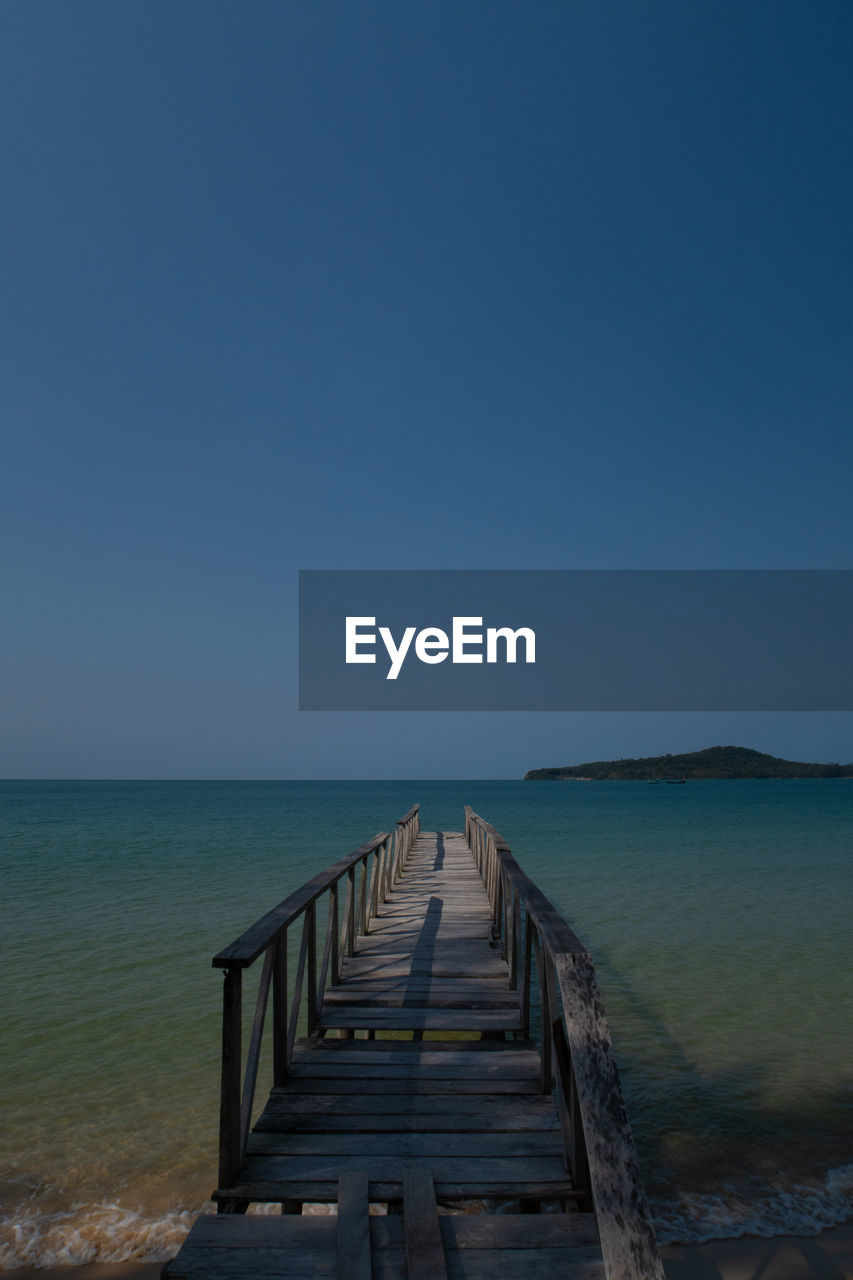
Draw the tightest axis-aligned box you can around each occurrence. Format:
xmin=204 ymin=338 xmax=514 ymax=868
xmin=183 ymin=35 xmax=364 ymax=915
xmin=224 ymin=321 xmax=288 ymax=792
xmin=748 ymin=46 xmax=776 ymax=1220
xmin=524 ymin=745 xmax=853 ymax=781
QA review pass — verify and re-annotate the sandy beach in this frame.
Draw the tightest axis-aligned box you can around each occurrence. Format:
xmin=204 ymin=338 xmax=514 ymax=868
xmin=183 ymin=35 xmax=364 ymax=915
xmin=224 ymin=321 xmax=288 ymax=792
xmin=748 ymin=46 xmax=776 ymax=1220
xmin=2 ymin=1222 xmax=852 ymax=1280
xmin=661 ymin=1223 xmax=853 ymax=1280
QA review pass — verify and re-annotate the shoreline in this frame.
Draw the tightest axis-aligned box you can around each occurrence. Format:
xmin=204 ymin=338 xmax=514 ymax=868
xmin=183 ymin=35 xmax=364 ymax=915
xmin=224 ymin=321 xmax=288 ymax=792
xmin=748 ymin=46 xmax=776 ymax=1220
xmin=2 ymin=1222 xmax=852 ymax=1280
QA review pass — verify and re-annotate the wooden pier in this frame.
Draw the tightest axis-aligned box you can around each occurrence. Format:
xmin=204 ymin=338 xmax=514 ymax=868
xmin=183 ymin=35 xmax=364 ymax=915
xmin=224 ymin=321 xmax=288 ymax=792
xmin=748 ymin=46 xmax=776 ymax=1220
xmin=163 ymin=806 xmax=663 ymax=1280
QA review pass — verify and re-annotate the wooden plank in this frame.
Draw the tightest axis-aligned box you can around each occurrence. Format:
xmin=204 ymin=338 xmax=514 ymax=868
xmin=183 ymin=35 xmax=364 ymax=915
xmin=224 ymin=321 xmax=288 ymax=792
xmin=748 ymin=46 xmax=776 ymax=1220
xmin=369 ymin=1215 xmax=601 ymax=1250
xmin=317 ymin=1010 xmax=521 ymax=1030
xmin=342 ymin=950 xmax=509 ymax=968
xmin=266 ymin=1076 xmax=540 ymax=1095
xmin=437 ymin=1248 xmax=605 ymax=1280
xmin=254 ymin=1109 xmax=561 ymax=1134
xmin=337 ymin=1169 xmax=370 ymax=1280
xmin=214 ymin=1177 xmax=576 ymax=1203
xmin=403 ymin=1169 xmax=447 ymax=1280
xmin=183 ymin=1214 xmax=336 ymax=1248
xmin=441 ymin=1215 xmax=600 ymax=1250
xmin=266 ymin=1085 xmax=552 ymax=1106
xmin=237 ymin=1153 xmax=572 ymax=1185
xmin=259 ymin=1091 xmax=559 ymax=1116
xmin=247 ymin=1132 xmax=564 ymax=1158
xmin=318 ymin=976 xmax=511 ymax=990
xmin=287 ymin=1049 xmax=539 ymax=1070
xmin=281 ymin=1061 xmax=538 ymax=1081
xmin=321 ymin=991 xmax=519 ymax=1009
xmin=292 ymin=1036 xmax=538 ymax=1054
xmin=339 ymin=964 xmax=511 ymax=983
xmin=164 ymin=1245 xmax=338 ymax=1277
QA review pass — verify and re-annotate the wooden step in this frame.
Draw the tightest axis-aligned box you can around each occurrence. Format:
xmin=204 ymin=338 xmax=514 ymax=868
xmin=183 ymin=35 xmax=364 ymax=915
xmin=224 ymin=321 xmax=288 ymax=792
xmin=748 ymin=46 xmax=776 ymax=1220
xmin=165 ymin=1177 xmax=603 ymax=1278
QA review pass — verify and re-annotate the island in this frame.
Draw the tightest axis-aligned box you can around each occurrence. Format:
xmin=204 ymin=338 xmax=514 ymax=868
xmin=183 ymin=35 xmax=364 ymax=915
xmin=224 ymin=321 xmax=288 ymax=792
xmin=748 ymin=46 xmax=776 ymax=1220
xmin=524 ymin=744 xmax=853 ymax=781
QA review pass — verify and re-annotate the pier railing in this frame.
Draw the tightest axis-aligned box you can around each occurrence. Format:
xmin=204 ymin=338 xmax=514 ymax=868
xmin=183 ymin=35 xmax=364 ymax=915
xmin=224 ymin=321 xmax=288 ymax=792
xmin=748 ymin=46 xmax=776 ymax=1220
xmin=464 ymin=806 xmax=663 ymax=1280
xmin=211 ymin=804 xmax=420 ymax=1187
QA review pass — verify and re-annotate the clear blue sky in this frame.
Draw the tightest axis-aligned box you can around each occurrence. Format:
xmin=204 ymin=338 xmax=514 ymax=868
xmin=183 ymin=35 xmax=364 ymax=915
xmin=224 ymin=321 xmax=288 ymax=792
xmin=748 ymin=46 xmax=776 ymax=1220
xmin=2 ymin=1 xmax=852 ymax=777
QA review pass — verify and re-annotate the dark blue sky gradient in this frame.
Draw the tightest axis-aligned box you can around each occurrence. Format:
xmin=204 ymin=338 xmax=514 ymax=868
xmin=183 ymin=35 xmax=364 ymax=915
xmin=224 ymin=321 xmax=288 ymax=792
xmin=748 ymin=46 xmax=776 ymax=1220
xmin=3 ymin=2 xmax=852 ymax=776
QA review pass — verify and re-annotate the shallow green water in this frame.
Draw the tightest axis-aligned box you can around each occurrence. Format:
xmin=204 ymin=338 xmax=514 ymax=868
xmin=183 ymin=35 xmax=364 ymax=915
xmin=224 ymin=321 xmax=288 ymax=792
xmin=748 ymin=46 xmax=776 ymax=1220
xmin=1 ymin=780 xmax=851 ymax=1264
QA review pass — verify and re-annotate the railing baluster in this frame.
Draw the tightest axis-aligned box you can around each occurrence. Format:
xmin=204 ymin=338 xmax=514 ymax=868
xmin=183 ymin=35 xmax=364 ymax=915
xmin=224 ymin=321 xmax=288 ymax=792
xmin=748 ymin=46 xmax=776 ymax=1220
xmin=331 ymin=882 xmax=339 ymax=983
xmin=316 ymin=886 xmax=337 ymax=1008
xmin=369 ymin=847 xmax=380 ymax=922
xmin=272 ymin=931 xmax=288 ymax=1084
xmin=306 ymin=899 xmax=317 ymax=1035
xmin=522 ymin=907 xmax=532 ymax=1036
xmin=339 ymin=868 xmax=355 ymax=968
xmin=391 ymin=828 xmax=401 ymax=886
xmin=510 ymin=889 xmax=520 ymax=989
xmin=532 ymin=926 xmax=553 ymax=1092
xmin=379 ymin=839 xmax=388 ymax=904
xmin=287 ymin=912 xmax=312 ymax=1060
xmin=240 ymin=945 xmax=275 ymax=1156
xmin=359 ymin=854 xmax=369 ymax=936
xmin=218 ymin=967 xmax=242 ymax=1190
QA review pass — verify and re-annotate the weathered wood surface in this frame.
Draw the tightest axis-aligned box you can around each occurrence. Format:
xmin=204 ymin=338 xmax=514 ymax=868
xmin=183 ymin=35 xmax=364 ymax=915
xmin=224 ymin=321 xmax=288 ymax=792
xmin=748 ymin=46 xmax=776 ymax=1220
xmin=166 ymin=817 xmax=660 ymax=1280
xmin=403 ymin=1170 xmax=447 ymax=1280
xmin=164 ymin=1208 xmax=606 ymax=1279
xmin=555 ymin=950 xmax=664 ymax=1280
xmin=316 ymin=833 xmax=519 ymax=1034
xmin=337 ymin=1169 xmax=370 ymax=1280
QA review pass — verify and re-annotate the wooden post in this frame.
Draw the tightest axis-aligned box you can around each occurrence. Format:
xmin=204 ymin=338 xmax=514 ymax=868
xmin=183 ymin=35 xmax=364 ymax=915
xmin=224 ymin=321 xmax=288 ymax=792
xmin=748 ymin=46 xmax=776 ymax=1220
xmin=347 ymin=866 xmax=356 ymax=956
xmin=368 ymin=847 xmax=380 ymax=922
xmin=287 ymin=914 xmax=311 ymax=1061
xmin=272 ymin=932 xmax=288 ymax=1086
xmin=358 ymin=855 xmax=369 ymax=937
xmin=522 ymin=912 xmax=532 ymax=1037
xmin=533 ymin=931 xmax=552 ymax=1093
xmin=330 ymin=881 xmax=339 ymax=985
xmin=306 ymin=900 xmax=317 ymax=1035
xmin=392 ymin=828 xmax=401 ymax=885
xmin=239 ymin=946 xmax=274 ymax=1157
xmin=218 ymin=967 xmax=242 ymax=1190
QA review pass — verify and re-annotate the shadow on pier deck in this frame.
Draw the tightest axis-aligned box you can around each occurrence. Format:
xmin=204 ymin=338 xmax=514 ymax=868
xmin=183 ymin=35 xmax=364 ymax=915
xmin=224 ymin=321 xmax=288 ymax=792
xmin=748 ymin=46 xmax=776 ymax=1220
xmin=163 ymin=806 xmax=663 ymax=1280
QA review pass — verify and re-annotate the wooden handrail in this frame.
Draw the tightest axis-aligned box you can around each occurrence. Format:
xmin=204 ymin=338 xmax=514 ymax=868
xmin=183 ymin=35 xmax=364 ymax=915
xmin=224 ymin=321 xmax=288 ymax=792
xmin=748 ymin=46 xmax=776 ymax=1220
xmin=213 ymin=833 xmax=389 ymax=968
xmin=464 ymin=807 xmax=586 ymax=956
xmin=464 ymin=806 xmax=664 ymax=1280
xmin=215 ymin=806 xmax=421 ymax=1191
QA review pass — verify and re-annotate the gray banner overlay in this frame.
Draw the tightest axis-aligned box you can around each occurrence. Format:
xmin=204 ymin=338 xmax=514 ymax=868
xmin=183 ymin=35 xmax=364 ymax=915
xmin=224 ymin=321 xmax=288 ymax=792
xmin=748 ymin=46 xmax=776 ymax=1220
xmin=299 ymin=571 xmax=853 ymax=711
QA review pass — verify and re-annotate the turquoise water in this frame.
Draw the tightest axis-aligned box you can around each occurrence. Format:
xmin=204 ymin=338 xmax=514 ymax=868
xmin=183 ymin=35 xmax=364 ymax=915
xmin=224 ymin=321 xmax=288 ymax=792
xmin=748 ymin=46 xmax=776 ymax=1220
xmin=1 ymin=780 xmax=852 ymax=1265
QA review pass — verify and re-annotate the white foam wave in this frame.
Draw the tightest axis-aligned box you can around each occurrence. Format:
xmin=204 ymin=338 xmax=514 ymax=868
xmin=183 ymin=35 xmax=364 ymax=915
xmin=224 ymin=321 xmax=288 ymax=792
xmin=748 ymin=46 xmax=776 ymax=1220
xmin=0 ymin=1197 xmax=311 ymax=1270
xmin=0 ymin=1201 xmax=202 ymax=1270
xmin=652 ymin=1163 xmax=853 ymax=1245
xmin=2 ymin=1166 xmax=852 ymax=1266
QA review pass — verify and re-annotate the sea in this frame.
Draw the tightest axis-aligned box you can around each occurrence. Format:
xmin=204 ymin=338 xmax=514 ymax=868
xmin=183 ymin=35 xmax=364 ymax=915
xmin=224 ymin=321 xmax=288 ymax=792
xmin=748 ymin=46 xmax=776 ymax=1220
xmin=1 ymin=779 xmax=852 ymax=1268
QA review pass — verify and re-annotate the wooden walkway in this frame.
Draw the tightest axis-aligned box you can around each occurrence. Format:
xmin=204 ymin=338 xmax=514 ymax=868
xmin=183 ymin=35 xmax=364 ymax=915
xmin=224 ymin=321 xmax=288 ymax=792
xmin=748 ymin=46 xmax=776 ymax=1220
xmin=163 ymin=808 xmax=663 ymax=1280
